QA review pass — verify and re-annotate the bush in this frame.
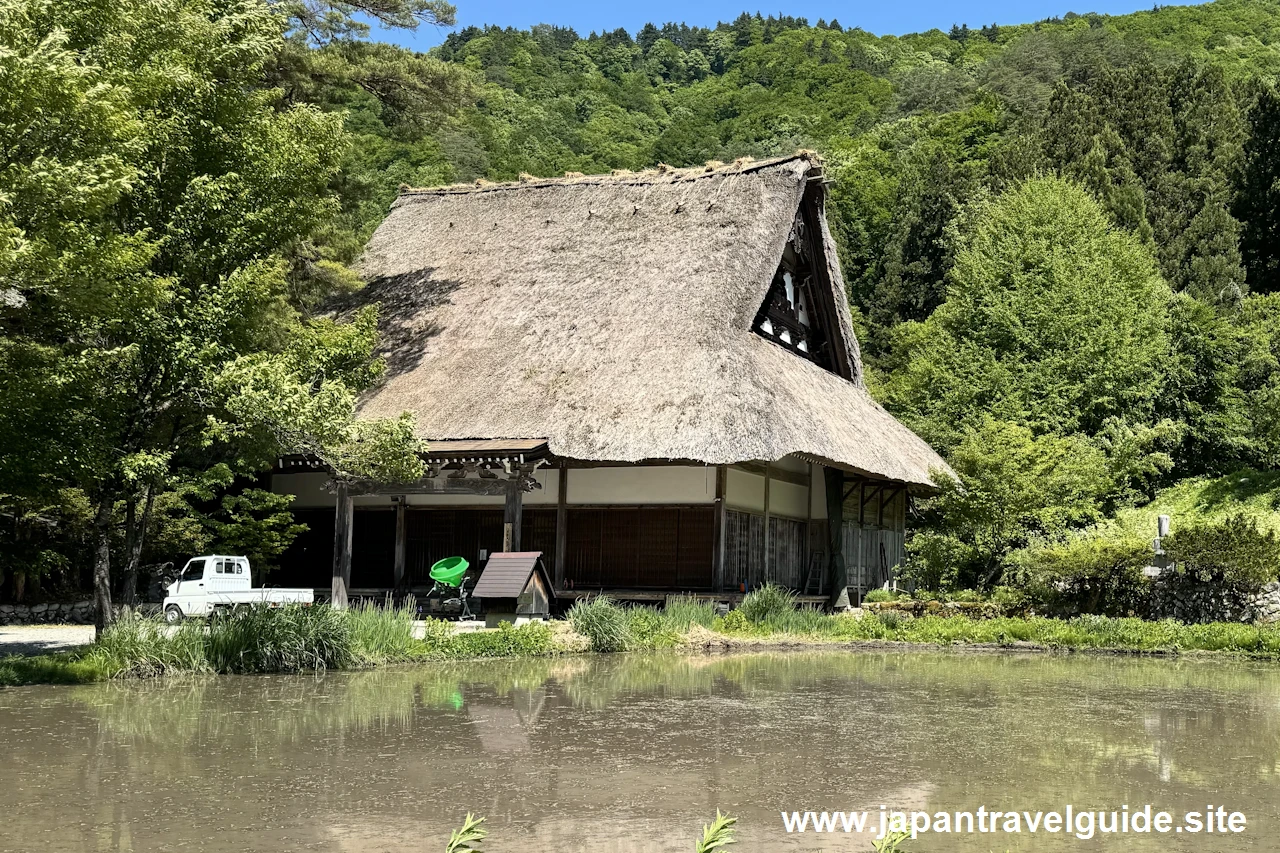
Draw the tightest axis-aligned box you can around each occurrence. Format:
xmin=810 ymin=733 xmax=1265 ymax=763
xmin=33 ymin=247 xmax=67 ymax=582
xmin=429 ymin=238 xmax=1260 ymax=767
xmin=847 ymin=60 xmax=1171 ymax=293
xmin=1009 ymin=536 xmax=1153 ymax=616
xmin=626 ymin=607 xmax=681 ymax=649
xmin=1166 ymin=512 xmax=1280 ymax=592
xmin=717 ymin=609 xmax=750 ymax=633
xmin=739 ymin=583 xmax=796 ymax=623
xmin=862 ymin=588 xmax=899 ymax=603
xmin=450 ymin=622 xmax=555 ymax=658
xmin=568 ymin=596 xmax=631 ymax=652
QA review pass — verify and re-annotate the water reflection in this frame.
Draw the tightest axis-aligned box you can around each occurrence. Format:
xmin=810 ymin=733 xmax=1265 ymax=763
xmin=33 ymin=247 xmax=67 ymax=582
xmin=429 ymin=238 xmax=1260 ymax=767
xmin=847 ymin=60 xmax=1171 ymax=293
xmin=1 ymin=650 xmax=1279 ymax=851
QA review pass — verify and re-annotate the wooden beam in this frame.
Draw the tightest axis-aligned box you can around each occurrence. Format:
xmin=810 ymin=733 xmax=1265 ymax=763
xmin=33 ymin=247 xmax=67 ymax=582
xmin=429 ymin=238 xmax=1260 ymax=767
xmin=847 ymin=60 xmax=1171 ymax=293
xmin=735 ymin=460 xmax=809 ymax=487
xmin=393 ymin=498 xmax=406 ymax=592
xmin=554 ymin=467 xmax=568 ymax=589
xmin=713 ymin=465 xmax=727 ymax=591
xmin=354 ymin=477 xmax=518 ymax=497
xmin=503 ymin=478 xmax=523 ymax=552
xmin=332 ymin=482 xmax=353 ymax=609
xmin=824 ymin=467 xmax=849 ymax=608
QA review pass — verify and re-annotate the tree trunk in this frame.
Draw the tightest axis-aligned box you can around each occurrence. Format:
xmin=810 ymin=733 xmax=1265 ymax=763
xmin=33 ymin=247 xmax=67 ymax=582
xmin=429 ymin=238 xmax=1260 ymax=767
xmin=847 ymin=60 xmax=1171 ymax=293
xmin=120 ymin=485 xmax=154 ymax=607
xmin=92 ymin=494 xmax=114 ymax=638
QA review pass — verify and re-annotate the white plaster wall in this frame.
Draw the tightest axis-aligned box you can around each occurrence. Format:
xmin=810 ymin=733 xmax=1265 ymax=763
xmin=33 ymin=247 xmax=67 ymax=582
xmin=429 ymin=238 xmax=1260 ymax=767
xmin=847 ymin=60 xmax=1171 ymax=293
xmin=566 ymin=466 xmax=715 ymax=505
xmin=773 ymin=454 xmax=810 ymax=474
xmin=726 ymin=467 xmax=765 ymax=512
xmin=770 ymin=479 xmax=808 ymax=520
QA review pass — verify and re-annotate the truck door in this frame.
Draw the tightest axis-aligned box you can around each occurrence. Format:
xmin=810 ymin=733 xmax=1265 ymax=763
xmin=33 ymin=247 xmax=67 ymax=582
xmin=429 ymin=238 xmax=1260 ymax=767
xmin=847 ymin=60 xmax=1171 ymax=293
xmin=175 ymin=559 xmax=207 ymax=597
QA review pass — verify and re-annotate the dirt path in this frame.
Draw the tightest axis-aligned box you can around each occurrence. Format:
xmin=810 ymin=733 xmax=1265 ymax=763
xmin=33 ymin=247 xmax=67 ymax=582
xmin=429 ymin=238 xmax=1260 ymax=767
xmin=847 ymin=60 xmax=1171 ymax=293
xmin=0 ymin=625 xmax=95 ymax=657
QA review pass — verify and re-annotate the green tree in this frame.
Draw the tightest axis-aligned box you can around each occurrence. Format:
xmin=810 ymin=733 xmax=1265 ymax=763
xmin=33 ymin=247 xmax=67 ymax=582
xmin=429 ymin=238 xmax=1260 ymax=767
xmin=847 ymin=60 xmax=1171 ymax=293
xmin=877 ymin=175 xmax=1173 ymax=452
xmin=907 ymin=419 xmax=1114 ymax=590
xmin=0 ymin=0 xmax=422 ymax=629
xmin=1236 ymin=80 xmax=1280 ymax=294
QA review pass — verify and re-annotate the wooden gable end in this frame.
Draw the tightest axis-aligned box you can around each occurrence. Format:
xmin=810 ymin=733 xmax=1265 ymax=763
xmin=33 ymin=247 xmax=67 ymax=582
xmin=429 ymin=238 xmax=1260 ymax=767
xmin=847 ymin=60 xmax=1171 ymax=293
xmin=751 ymin=187 xmax=853 ymax=381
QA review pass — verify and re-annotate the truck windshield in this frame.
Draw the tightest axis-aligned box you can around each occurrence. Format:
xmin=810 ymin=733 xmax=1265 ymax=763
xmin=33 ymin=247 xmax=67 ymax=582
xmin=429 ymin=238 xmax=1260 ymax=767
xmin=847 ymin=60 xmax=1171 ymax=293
xmin=181 ymin=560 xmax=205 ymax=581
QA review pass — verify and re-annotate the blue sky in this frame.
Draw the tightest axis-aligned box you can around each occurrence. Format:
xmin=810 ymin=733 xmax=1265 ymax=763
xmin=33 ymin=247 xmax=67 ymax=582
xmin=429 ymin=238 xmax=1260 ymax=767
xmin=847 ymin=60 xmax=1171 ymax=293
xmin=376 ymin=0 xmax=1200 ymax=49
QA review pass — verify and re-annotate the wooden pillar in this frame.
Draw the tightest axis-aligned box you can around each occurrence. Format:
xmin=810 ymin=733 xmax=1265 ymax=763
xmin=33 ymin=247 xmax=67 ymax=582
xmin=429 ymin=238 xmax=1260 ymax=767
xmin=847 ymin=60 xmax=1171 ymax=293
xmin=554 ymin=467 xmax=568 ymax=590
xmin=503 ymin=480 xmax=523 ymax=552
xmin=332 ymin=482 xmax=353 ymax=609
xmin=805 ymin=462 xmax=814 ymax=588
xmin=712 ymin=465 xmax=727 ymax=591
xmin=762 ymin=462 xmax=772 ymax=584
xmin=393 ymin=497 xmax=406 ymax=592
xmin=824 ymin=467 xmax=849 ymax=609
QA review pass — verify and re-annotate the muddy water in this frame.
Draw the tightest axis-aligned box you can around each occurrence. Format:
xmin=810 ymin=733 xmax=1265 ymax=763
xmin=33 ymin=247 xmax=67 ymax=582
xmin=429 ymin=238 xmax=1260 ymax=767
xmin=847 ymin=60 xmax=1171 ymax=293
xmin=2 ymin=650 xmax=1279 ymax=852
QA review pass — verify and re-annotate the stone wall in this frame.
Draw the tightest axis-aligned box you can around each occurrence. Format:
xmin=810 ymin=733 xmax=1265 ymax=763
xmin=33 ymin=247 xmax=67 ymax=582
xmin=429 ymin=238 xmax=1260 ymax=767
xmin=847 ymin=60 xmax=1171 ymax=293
xmin=0 ymin=600 xmax=95 ymax=625
xmin=1145 ymin=575 xmax=1280 ymax=625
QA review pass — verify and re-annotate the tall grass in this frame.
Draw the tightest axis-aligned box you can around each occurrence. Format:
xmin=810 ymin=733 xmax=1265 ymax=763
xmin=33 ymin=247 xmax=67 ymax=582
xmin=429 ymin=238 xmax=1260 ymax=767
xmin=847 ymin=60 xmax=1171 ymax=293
xmin=739 ymin=583 xmax=797 ymax=624
xmin=568 ymin=596 xmax=631 ymax=652
xmin=205 ymin=604 xmax=355 ymax=673
xmin=82 ymin=613 xmax=211 ymax=678
xmin=350 ymin=596 xmax=419 ymax=664
xmin=663 ymin=595 xmax=717 ymax=630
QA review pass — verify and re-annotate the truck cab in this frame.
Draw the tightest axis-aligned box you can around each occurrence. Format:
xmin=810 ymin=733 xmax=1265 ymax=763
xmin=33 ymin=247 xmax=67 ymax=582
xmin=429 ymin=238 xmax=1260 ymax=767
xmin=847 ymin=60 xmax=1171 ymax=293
xmin=170 ymin=555 xmax=252 ymax=597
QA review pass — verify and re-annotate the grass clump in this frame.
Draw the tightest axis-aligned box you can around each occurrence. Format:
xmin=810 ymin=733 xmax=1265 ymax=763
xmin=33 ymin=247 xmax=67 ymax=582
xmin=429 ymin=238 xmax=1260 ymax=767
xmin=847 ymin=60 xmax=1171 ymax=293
xmin=206 ymin=604 xmax=355 ymax=673
xmin=663 ymin=595 xmax=716 ymax=630
xmin=82 ymin=613 xmax=211 ymax=678
xmin=739 ymin=583 xmax=797 ymax=624
xmin=350 ymin=596 xmax=420 ymax=664
xmin=450 ymin=621 xmax=556 ymax=658
xmin=0 ymin=652 xmax=103 ymax=686
xmin=626 ymin=606 xmax=682 ymax=649
xmin=568 ymin=596 xmax=631 ymax=652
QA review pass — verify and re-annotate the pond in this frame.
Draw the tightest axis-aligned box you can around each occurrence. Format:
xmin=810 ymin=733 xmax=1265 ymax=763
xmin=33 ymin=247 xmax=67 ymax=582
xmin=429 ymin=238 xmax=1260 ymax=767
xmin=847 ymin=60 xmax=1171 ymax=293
xmin=1 ymin=650 xmax=1278 ymax=852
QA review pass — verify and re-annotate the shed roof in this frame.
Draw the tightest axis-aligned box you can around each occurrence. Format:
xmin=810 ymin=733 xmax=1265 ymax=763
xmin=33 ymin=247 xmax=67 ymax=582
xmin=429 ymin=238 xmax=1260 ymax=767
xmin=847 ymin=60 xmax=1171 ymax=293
xmin=355 ymin=153 xmax=950 ymax=488
xmin=472 ymin=552 xmax=552 ymax=599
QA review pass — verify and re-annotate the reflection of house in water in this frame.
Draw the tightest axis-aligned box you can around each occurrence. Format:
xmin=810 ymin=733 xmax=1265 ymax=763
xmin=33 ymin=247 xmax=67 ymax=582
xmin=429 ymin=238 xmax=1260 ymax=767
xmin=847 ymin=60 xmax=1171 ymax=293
xmin=466 ymin=686 xmax=547 ymax=754
xmin=268 ymin=153 xmax=949 ymax=607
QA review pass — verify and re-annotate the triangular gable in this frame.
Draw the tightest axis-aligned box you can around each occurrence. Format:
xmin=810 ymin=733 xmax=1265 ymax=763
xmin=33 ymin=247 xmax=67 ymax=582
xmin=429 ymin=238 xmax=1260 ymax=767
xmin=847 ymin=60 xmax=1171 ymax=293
xmin=752 ymin=186 xmax=854 ymax=381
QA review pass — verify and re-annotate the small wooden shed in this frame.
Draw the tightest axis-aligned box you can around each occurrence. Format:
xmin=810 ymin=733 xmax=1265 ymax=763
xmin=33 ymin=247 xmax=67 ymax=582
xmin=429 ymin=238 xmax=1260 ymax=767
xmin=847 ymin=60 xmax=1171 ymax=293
xmin=472 ymin=551 xmax=555 ymax=626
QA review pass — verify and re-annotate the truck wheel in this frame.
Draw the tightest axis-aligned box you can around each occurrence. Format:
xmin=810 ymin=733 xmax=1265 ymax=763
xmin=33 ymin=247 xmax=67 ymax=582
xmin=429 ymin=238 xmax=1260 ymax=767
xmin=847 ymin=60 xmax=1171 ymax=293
xmin=164 ymin=605 xmax=184 ymax=624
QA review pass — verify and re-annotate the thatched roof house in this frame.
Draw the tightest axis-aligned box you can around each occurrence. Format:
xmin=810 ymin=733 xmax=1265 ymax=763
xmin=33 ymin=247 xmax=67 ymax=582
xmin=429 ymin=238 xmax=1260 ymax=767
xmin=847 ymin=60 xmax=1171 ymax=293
xmin=273 ymin=154 xmax=948 ymax=607
xmin=356 ymin=153 xmax=945 ymax=487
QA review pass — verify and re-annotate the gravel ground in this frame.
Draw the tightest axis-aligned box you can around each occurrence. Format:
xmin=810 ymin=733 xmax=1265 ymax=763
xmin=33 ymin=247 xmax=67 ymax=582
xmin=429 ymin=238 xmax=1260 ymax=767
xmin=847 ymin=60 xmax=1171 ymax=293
xmin=0 ymin=625 xmax=95 ymax=657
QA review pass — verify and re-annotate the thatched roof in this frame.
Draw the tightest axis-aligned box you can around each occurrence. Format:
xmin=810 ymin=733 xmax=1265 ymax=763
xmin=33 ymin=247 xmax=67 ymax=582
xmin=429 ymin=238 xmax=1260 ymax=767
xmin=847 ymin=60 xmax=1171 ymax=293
xmin=356 ymin=153 xmax=950 ymax=488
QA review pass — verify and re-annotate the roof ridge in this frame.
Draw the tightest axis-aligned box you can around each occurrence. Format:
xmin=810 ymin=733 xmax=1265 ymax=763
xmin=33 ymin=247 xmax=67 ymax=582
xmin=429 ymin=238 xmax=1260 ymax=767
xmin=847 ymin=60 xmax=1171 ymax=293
xmin=397 ymin=151 xmax=821 ymax=198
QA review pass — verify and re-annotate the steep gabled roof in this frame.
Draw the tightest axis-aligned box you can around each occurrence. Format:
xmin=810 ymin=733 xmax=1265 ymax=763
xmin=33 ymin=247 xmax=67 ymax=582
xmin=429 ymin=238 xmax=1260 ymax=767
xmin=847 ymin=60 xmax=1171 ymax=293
xmin=355 ymin=153 xmax=950 ymax=488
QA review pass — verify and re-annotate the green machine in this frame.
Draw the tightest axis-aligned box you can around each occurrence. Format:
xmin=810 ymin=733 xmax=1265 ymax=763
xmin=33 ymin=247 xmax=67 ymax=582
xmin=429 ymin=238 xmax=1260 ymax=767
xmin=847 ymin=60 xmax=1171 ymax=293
xmin=427 ymin=556 xmax=475 ymax=620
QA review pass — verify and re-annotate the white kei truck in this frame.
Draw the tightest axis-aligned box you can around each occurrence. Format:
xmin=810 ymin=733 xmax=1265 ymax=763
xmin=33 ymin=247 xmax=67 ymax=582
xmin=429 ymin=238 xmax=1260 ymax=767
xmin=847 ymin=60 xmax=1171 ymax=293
xmin=162 ymin=555 xmax=314 ymax=622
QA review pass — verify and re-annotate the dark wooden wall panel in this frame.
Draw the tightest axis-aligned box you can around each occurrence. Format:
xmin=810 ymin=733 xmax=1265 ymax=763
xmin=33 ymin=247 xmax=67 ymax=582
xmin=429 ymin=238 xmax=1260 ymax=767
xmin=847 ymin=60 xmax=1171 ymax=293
xmin=565 ymin=507 xmax=714 ymax=590
xmin=676 ymin=508 xmax=714 ymax=588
